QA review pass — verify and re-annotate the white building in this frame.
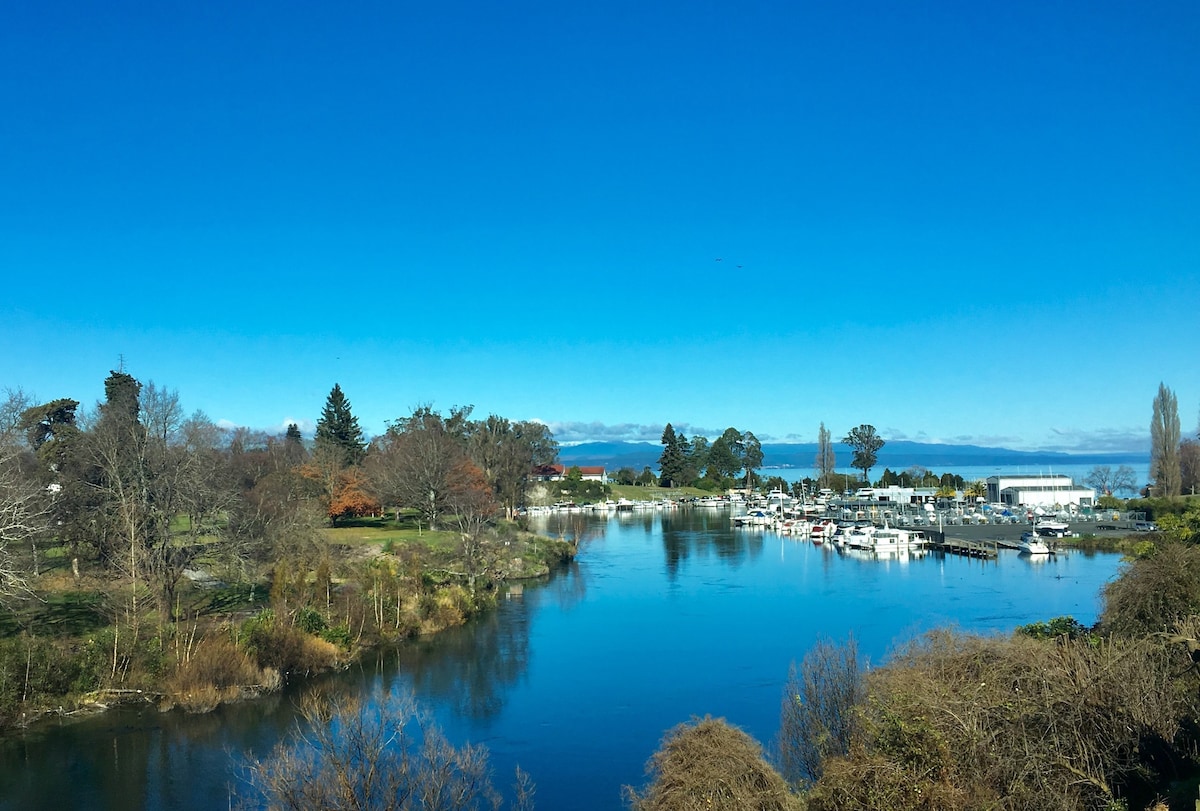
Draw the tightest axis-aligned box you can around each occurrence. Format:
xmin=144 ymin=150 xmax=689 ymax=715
xmin=986 ymin=474 xmax=1095 ymax=508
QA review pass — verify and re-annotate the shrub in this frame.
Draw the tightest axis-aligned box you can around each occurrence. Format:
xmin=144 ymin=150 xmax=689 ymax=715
xmin=806 ymin=628 xmax=1200 ymax=811
xmin=241 ymin=609 xmax=340 ymax=677
xmin=294 ymin=606 xmax=326 ymax=635
xmin=1100 ymin=540 xmax=1200 ymax=636
xmin=626 ymin=715 xmax=801 ymax=811
xmin=777 ymin=635 xmax=864 ymax=789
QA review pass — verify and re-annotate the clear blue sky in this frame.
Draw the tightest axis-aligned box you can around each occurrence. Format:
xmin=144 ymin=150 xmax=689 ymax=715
xmin=3 ymin=1 xmax=1197 ymax=453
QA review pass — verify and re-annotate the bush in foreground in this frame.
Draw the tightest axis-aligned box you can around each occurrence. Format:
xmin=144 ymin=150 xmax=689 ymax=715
xmin=625 ymin=715 xmax=802 ymax=811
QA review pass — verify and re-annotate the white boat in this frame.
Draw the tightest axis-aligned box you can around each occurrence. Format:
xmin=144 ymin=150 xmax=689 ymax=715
xmin=1034 ymin=519 xmax=1070 ymax=538
xmin=733 ymin=510 xmax=774 ymax=528
xmin=1019 ymin=531 xmax=1051 ymax=555
xmin=869 ymin=526 xmax=921 ymax=552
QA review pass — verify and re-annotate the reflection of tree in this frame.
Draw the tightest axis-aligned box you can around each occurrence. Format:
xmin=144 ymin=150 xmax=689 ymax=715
xmin=543 ymin=559 xmax=587 ymax=614
xmin=660 ymin=511 xmax=765 ymax=579
xmin=397 ymin=593 xmax=533 ymax=722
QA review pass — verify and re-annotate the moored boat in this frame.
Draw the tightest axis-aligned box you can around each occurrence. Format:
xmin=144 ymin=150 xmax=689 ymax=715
xmin=1019 ymin=531 xmax=1051 ymax=555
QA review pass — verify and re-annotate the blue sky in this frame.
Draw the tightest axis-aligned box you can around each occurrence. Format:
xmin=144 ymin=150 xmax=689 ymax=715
xmin=3 ymin=1 xmax=1197 ymax=453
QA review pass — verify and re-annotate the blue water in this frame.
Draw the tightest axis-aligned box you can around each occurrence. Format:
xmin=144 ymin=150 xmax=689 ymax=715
xmin=0 ymin=509 xmax=1124 ymax=810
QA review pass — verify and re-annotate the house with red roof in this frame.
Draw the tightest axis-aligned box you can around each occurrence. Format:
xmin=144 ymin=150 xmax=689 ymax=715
xmin=532 ymin=464 xmax=608 ymax=484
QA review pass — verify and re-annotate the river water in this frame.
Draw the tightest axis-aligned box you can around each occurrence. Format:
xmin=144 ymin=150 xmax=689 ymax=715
xmin=0 ymin=509 xmax=1125 ymax=810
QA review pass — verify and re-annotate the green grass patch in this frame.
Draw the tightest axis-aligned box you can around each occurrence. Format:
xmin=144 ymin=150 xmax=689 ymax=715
xmin=606 ymin=484 xmax=710 ymax=501
xmin=26 ymin=591 xmax=110 ymax=637
xmin=194 ymin=582 xmax=270 ymax=616
xmin=322 ymin=516 xmax=460 ymax=553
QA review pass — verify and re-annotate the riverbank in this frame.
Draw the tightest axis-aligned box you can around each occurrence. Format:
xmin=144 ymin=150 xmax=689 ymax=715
xmin=0 ymin=518 xmax=575 ymax=731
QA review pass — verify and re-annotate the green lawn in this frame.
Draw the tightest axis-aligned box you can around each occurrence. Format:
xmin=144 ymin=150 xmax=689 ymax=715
xmin=321 ymin=516 xmax=461 ymax=553
xmin=606 ymin=483 xmax=710 ymax=501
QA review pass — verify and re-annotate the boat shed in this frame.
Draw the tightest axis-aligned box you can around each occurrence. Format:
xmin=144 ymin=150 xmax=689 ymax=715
xmin=986 ymin=474 xmax=1095 ymax=508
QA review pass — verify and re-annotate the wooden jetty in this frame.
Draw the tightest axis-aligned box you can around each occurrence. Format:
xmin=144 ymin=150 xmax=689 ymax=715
xmin=925 ymin=534 xmax=999 ymax=559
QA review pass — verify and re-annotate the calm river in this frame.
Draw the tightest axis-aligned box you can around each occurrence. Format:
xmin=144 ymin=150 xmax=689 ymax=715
xmin=0 ymin=508 xmax=1125 ymax=810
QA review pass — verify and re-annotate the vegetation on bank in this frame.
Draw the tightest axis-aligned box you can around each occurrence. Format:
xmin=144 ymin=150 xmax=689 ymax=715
xmin=0 ymin=377 xmax=574 ymax=728
xmin=0 ymin=512 xmax=575 ymax=725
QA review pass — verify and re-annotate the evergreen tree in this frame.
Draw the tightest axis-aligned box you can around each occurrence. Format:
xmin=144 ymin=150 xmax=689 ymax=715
xmin=283 ymin=422 xmax=308 ymax=466
xmin=314 ymin=384 xmax=365 ymax=467
xmin=658 ymin=424 xmax=686 ymax=488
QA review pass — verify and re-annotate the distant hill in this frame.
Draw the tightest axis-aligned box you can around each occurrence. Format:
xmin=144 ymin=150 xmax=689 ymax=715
xmin=556 ymin=440 xmax=1144 ymax=472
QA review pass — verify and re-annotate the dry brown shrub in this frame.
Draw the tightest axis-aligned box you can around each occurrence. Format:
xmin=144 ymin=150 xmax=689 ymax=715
xmin=808 ymin=628 xmax=1200 ymax=811
xmin=249 ymin=623 xmax=341 ymax=675
xmin=165 ymin=634 xmax=266 ymax=712
xmin=1101 ymin=540 xmax=1200 ymax=637
xmin=625 ymin=715 xmax=802 ymax=811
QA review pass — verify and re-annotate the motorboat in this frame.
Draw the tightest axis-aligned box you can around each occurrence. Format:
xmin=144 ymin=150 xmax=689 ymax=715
xmin=1034 ymin=519 xmax=1070 ymax=538
xmin=1019 ymin=531 xmax=1051 ymax=555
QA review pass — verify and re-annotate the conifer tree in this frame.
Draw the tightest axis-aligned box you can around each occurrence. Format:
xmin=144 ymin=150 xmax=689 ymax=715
xmin=314 ymin=384 xmax=365 ymax=467
xmin=658 ymin=423 xmax=686 ymax=488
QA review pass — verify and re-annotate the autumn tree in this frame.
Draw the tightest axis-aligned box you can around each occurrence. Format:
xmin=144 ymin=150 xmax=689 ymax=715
xmin=314 ymin=383 xmax=366 ymax=467
xmin=843 ymin=424 xmax=884 ymax=485
xmin=327 ymin=466 xmax=382 ymax=525
xmin=1150 ymin=382 xmax=1181 ymax=497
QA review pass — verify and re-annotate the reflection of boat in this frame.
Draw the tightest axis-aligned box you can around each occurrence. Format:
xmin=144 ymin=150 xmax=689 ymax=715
xmin=1019 ymin=531 xmax=1051 ymax=555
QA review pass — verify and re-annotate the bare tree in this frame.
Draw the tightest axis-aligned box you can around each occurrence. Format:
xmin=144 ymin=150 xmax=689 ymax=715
xmin=140 ymin=380 xmax=183 ymax=445
xmin=777 ymin=635 xmax=864 ymax=789
xmin=369 ymin=406 xmax=473 ymax=530
xmin=1151 ymin=382 xmax=1181 ymax=497
xmin=0 ymin=443 xmax=47 ymax=603
xmin=467 ymin=416 xmax=556 ymax=518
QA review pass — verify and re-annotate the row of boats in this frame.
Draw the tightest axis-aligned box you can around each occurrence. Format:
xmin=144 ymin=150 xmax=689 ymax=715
xmin=733 ymin=512 xmax=933 ymax=552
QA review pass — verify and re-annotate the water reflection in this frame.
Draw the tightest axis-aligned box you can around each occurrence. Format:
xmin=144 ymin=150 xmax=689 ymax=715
xmin=661 ymin=511 xmax=766 ymax=578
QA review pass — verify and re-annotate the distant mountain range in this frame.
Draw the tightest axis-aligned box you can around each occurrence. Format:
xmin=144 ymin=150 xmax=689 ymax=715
xmin=556 ymin=440 xmax=1146 ymax=472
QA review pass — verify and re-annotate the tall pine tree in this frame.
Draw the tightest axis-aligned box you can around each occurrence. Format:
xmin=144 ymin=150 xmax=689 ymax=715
xmin=314 ymin=384 xmax=365 ymax=467
xmin=658 ymin=423 xmax=686 ymax=487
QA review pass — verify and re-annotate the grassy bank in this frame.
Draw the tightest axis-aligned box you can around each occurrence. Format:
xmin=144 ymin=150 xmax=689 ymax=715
xmin=0 ymin=517 xmax=573 ymax=728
